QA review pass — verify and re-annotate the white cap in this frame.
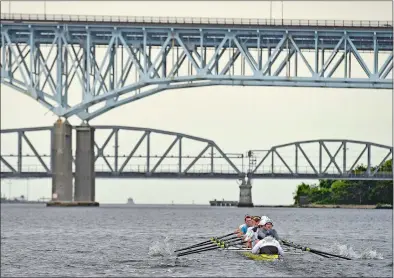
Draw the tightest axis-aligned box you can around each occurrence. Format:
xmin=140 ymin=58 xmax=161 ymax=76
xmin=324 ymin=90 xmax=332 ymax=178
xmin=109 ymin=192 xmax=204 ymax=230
xmin=259 ymin=216 xmax=273 ymax=226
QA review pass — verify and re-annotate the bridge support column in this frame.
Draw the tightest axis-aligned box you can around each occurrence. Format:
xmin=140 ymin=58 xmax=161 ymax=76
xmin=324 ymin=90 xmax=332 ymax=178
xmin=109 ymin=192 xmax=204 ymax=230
xmin=50 ymin=119 xmax=73 ymax=202
xmin=238 ymin=178 xmax=254 ymax=207
xmin=74 ymin=123 xmax=98 ymax=206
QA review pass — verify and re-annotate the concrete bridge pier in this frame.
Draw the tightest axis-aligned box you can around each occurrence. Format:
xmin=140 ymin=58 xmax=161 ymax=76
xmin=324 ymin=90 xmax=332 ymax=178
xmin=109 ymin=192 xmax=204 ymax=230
xmin=47 ymin=120 xmax=99 ymax=207
xmin=49 ymin=119 xmax=73 ymax=202
xmin=74 ymin=123 xmax=98 ymax=205
xmin=237 ymin=177 xmax=254 ymax=207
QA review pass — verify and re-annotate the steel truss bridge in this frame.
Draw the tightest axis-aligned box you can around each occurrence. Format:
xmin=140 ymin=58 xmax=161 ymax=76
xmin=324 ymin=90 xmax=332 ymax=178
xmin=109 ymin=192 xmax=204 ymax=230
xmin=0 ymin=126 xmax=392 ymax=180
xmin=1 ymin=13 xmax=393 ymax=121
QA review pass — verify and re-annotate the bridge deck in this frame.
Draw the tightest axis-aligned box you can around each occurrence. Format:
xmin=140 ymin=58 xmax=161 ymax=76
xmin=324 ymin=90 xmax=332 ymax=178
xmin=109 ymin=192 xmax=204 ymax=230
xmin=1 ymin=13 xmax=392 ymax=29
xmin=1 ymin=171 xmax=392 ymax=180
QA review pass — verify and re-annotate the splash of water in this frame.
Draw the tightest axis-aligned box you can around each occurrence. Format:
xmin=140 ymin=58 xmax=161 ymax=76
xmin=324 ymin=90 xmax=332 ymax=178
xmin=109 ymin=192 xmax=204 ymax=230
xmin=148 ymin=236 xmax=175 ymax=257
xmin=359 ymin=249 xmax=384 ymax=260
xmin=334 ymin=244 xmax=384 ymax=260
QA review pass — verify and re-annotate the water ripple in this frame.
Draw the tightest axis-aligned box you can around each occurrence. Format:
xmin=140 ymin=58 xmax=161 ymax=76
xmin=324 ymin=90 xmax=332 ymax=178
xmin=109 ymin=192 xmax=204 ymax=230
xmin=1 ymin=204 xmax=392 ymax=277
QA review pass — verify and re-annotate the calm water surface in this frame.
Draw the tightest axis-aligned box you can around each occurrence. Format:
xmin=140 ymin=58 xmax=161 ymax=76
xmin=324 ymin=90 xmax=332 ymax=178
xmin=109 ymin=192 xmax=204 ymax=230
xmin=1 ymin=204 xmax=392 ymax=277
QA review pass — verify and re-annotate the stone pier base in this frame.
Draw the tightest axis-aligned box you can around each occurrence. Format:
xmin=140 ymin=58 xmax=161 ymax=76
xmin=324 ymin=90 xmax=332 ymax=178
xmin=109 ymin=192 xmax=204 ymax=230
xmin=48 ymin=120 xmax=99 ymax=208
xmin=46 ymin=201 xmax=99 ymax=207
xmin=50 ymin=119 xmax=73 ymax=202
xmin=74 ymin=124 xmax=96 ymax=203
xmin=238 ymin=178 xmax=254 ymax=207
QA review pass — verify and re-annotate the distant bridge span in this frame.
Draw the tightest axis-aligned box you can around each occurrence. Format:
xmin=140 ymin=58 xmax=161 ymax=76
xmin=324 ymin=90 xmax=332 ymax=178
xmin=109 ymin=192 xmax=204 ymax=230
xmin=248 ymin=139 xmax=392 ymax=180
xmin=0 ymin=126 xmax=392 ymax=180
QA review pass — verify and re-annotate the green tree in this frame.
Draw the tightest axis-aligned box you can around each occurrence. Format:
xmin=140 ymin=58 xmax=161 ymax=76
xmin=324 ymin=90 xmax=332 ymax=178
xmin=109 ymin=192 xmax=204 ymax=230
xmin=369 ymin=181 xmax=393 ymax=205
xmin=292 ymin=159 xmax=392 ymax=205
xmin=319 ymin=179 xmax=334 ymax=189
xmin=293 ymin=182 xmax=311 ymax=204
xmin=311 ymin=187 xmax=331 ymax=204
xmin=379 ymin=159 xmax=392 ymax=172
xmin=331 ymin=180 xmax=351 ymax=204
xmin=348 ymin=181 xmax=373 ymax=204
xmin=353 ymin=164 xmax=367 ymax=174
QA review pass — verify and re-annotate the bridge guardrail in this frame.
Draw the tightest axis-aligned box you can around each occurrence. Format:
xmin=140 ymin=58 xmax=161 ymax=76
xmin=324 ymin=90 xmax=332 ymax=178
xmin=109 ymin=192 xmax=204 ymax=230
xmin=1 ymin=164 xmax=392 ymax=177
xmin=1 ymin=13 xmax=392 ymax=28
xmin=0 ymin=164 xmax=243 ymax=174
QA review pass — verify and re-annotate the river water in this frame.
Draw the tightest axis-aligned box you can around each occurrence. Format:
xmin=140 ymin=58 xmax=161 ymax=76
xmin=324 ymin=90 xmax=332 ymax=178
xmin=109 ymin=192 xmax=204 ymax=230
xmin=1 ymin=204 xmax=392 ymax=277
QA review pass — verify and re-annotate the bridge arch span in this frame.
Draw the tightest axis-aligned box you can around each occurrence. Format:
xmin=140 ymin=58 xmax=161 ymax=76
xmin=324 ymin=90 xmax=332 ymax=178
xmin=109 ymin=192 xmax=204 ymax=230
xmin=76 ymin=81 xmax=229 ymax=121
xmin=0 ymin=125 xmax=243 ymax=178
xmin=1 ymin=15 xmax=392 ymax=121
xmin=248 ymin=139 xmax=393 ymax=180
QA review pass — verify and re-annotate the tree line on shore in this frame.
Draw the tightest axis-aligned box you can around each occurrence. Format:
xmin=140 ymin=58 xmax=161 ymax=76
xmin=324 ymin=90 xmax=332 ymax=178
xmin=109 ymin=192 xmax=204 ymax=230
xmin=293 ymin=159 xmax=393 ymax=205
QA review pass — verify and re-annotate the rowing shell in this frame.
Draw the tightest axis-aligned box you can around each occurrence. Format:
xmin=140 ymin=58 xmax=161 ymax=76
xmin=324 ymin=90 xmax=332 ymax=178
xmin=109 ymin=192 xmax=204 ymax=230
xmin=220 ymin=245 xmax=299 ymax=261
xmin=210 ymin=238 xmax=293 ymax=261
xmin=218 ymin=246 xmax=281 ymax=261
xmin=242 ymin=252 xmax=280 ymax=261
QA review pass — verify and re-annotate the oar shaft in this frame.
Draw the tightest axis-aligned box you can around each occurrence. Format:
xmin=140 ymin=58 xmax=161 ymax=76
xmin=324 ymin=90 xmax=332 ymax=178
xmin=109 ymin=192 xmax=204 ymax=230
xmin=309 ymin=250 xmax=331 ymax=258
xmin=176 ymin=241 xmax=241 ymax=257
xmin=220 ymin=237 xmax=241 ymax=244
xmin=175 ymin=235 xmax=239 ymax=253
xmin=282 ymin=240 xmax=351 ymax=260
xmin=174 ymin=232 xmax=235 ymax=252
xmin=178 ymin=238 xmax=242 ymax=255
xmin=174 ymin=240 xmax=213 ymax=252
xmin=283 ymin=242 xmax=328 ymax=258
xmin=176 ymin=245 xmax=219 ymax=257
xmin=310 ymin=249 xmax=351 ymax=260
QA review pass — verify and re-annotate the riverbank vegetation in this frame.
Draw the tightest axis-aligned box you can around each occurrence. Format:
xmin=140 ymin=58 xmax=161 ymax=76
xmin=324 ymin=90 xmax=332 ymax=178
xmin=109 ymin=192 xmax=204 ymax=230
xmin=293 ymin=159 xmax=393 ymax=205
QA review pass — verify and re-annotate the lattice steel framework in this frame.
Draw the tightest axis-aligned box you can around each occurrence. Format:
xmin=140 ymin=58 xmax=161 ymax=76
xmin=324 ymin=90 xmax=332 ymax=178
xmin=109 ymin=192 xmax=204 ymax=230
xmin=1 ymin=127 xmax=392 ymax=180
xmin=1 ymin=13 xmax=392 ymax=121
xmin=248 ymin=139 xmax=393 ymax=180
xmin=0 ymin=126 xmax=244 ymax=179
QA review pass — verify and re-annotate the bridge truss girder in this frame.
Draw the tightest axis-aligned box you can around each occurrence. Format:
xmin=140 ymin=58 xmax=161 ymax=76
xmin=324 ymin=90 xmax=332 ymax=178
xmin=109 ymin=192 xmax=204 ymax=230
xmin=0 ymin=126 xmax=244 ymax=179
xmin=247 ymin=139 xmax=393 ymax=180
xmin=1 ymin=19 xmax=392 ymax=121
xmin=0 ymin=127 xmax=392 ymax=181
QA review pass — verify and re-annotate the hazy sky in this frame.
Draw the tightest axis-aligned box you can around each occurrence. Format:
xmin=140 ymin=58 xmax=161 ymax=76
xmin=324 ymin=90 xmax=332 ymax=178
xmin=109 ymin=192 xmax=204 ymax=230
xmin=0 ymin=1 xmax=393 ymax=205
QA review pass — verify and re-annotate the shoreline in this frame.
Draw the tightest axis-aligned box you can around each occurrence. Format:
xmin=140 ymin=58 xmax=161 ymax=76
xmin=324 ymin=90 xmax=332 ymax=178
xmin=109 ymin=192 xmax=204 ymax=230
xmin=1 ymin=203 xmax=392 ymax=209
xmin=255 ymin=204 xmax=393 ymax=209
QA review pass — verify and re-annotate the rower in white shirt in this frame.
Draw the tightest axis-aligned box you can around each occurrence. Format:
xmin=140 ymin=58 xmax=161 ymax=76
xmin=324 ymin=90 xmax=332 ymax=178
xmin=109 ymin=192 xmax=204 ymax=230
xmin=251 ymin=236 xmax=285 ymax=256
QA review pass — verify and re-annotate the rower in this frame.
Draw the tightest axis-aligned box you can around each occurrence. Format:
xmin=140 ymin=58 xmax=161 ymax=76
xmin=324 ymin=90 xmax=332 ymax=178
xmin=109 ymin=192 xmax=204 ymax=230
xmin=235 ymin=215 xmax=253 ymax=236
xmin=243 ymin=216 xmax=261 ymax=248
xmin=251 ymin=236 xmax=285 ymax=256
xmin=257 ymin=216 xmax=280 ymax=241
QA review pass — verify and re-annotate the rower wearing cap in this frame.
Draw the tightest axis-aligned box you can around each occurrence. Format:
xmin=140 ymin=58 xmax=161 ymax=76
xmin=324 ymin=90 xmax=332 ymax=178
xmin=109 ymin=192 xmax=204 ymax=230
xmin=257 ymin=216 xmax=280 ymax=241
